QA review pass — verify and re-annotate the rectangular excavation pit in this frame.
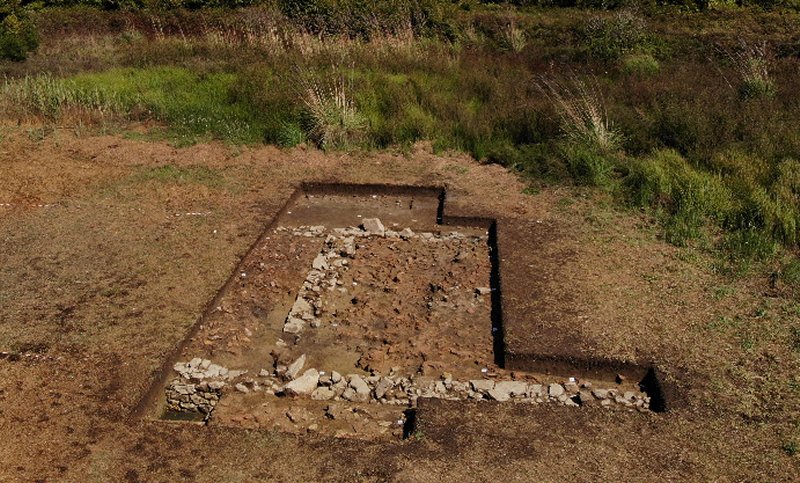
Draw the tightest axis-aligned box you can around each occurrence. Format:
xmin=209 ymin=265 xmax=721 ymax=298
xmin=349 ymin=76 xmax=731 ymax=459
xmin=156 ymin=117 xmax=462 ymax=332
xmin=137 ymin=183 xmax=669 ymax=441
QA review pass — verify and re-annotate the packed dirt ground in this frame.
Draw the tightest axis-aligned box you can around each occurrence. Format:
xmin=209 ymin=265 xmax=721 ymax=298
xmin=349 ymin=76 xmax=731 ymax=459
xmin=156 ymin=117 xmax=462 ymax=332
xmin=0 ymin=123 xmax=798 ymax=481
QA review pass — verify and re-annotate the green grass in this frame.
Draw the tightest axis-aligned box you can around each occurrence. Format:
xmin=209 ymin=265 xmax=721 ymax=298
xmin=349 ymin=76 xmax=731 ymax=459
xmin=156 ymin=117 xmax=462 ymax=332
xmin=2 ymin=4 xmax=800 ymax=268
xmin=3 ymin=67 xmax=268 ymax=145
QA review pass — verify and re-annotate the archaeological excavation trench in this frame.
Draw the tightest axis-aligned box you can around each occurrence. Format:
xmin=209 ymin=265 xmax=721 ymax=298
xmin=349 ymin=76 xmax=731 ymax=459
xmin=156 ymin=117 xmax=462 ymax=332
xmin=135 ymin=183 xmax=670 ymax=440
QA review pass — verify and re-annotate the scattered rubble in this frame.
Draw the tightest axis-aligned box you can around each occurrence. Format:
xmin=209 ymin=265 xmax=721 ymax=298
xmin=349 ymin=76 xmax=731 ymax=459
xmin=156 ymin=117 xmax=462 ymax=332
xmin=278 ymin=221 xmax=487 ymax=335
xmin=167 ymin=357 xmax=651 ymax=418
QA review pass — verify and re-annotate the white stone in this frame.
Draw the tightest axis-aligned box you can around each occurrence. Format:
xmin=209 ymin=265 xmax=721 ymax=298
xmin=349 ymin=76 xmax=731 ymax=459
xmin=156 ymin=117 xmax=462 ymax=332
xmin=312 ymin=254 xmax=329 ymax=270
xmin=311 ymin=387 xmax=335 ymax=401
xmin=494 ymin=381 xmax=528 ymax=398
xmin=284 ymin=316 xmax=305 ymax=334
xmin=399 ymin=228 xmax=415 ymax=239
xmin=291 ymin=298 xmax=313 ymax=317
xmin=548 ymin=383 xmax=565 ymax=398
xmin=361 ymin=218 xmax=385 ymax=236
xmin=286 ymin=354 xmax=306 ymax=380
xmin=470 ymin=380 xmax=495 ymax=393
xmin=284 ymin=369 xmax=320 ymax=396
xmin=487 ymin=388 xmax=510 ymax=402
xmin=347 ymin=375 xmax=371 ymax=402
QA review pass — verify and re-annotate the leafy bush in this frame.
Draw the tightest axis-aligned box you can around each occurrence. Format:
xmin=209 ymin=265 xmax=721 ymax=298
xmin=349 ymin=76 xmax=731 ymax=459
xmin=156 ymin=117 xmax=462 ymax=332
xmin=581 ymin=9 xmax=649 ymax=61
xmin=0 ymin=4 xmax=39 ymax=61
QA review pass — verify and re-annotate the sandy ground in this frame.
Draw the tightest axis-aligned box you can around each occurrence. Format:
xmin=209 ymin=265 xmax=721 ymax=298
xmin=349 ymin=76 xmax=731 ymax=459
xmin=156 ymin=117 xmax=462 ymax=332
xmin=0 ymin=125 xmax=798 ymax=481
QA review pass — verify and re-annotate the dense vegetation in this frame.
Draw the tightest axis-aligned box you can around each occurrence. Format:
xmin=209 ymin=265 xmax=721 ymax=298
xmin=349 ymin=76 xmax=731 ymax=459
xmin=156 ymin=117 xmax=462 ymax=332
xmin=1 ymin=1 xmax=799 ymax=279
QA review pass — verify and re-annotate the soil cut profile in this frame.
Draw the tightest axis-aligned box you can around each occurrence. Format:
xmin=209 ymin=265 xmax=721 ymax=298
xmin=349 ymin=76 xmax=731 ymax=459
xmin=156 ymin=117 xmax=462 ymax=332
xmin=139 ymin=184 xmax=655 ymax=440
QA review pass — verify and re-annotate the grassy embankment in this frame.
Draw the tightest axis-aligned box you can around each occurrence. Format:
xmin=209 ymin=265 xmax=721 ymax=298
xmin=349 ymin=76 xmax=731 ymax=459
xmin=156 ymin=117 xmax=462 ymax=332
xmin=1 ymin=2 xmax=799 ymax=281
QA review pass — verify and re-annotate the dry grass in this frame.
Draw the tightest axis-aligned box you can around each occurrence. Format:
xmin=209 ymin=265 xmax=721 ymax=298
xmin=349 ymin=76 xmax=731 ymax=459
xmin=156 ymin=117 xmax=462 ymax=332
xmin=539 ymin=74 xmax=621 ymax=152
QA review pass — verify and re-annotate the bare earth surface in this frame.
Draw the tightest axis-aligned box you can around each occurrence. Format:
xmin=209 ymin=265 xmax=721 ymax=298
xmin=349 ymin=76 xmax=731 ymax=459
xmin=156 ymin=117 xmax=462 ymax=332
xmin=0 ymin=124 xmax=798 ymax=481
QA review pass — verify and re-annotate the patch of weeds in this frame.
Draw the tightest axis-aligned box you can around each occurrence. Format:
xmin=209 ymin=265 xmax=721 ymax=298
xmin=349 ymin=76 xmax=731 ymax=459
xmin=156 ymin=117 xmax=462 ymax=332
xmin=4 ymin=68 xmax=269 ymax=145
xmin=705 ymin=315 xmax=739 ymax=332
xmin=642 ymin=273 xmax=659 ymax=284
xmin=26 ymin=125 xmax=53 ymax=142
xmin=275 ymin=121 xmax=306 ymax=148
xmin=781 ymin=258 xmax=800 ymax=288
xmin=624 ymin=149 xmax=733 ymax=247
xmin=712 ymin=285 xmax=736 ymax=300
xmin=540 ymin=76 xmax=622 ymax=154
xmin=444 ymin=164 xmax=469 ymax=175
xmin=296 ymin=67 xmax=366 ymax=150
xmin=782 ymin=440 xmax=798 ymax=457
xmin=740 ymin=336 xmax=755 ymax=352
xmin=560 ymin=144 xmax=617 ymax=188
xmin=622 ymin=53 xmax=660 ymax=77
xmin=729 ymin=41 xmax=776 ymax=100
xmin=522 ymin=186 xmax=539 ymax=196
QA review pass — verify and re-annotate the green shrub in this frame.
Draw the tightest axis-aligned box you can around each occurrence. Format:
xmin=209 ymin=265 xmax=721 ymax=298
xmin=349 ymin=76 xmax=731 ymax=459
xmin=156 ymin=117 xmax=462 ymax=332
xmin=275 ymin=121 xmax=306 ymax=147
xmin=277 ymin=0 xmax=458 ymax=40
xmin=581 ymin=9 xmax=649 ymax=61
xmin=560 ymin=143 xmax=616 ymax=187
xmin=0 ymin=6 xmax=39 ymax=61
xmin=622 ymin=53 xmax=660 ymax=76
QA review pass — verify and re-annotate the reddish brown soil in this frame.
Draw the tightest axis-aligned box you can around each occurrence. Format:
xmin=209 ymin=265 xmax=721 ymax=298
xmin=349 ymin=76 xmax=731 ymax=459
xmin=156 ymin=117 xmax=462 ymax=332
xmin=0 ymin=126 xmax=798 ymax=481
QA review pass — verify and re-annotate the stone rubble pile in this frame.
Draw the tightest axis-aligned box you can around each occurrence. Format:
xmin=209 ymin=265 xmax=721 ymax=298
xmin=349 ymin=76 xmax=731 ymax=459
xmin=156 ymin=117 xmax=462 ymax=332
xmin=165 ymin=358 xmax=247 ymax=414
xmin=262 ymin=367 xmax=652 ymax=411
xmin=274 ymin=221 xmax=485 ymax=244
xmin=168 ymin=354 xmax=651 ymax=416
xmin=276 ymin=220 xmax=487 ymax=335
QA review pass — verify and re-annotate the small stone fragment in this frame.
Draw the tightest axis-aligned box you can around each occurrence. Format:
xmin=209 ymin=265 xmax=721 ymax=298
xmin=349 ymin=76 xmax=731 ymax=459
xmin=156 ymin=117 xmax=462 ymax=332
xmin=286 ymin=354 xmax=307 ymax=380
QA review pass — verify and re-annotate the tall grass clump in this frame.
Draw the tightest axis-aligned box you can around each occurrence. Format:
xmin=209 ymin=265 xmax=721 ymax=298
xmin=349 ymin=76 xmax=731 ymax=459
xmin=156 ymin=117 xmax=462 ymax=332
xmin=730 ymin=41 xmax=776 ymax=99
xmin=539 ymin=75 xmax=622 ymax=186
xmin=1 ymin=74 xmax=128 ymax=120
xmin=501 ymin=20 xmax=526 ymax=53
xmin=540 ymin=75 xmax=622 ymax=152
xmin=295 ymin=67 xmax=366 ymax=150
